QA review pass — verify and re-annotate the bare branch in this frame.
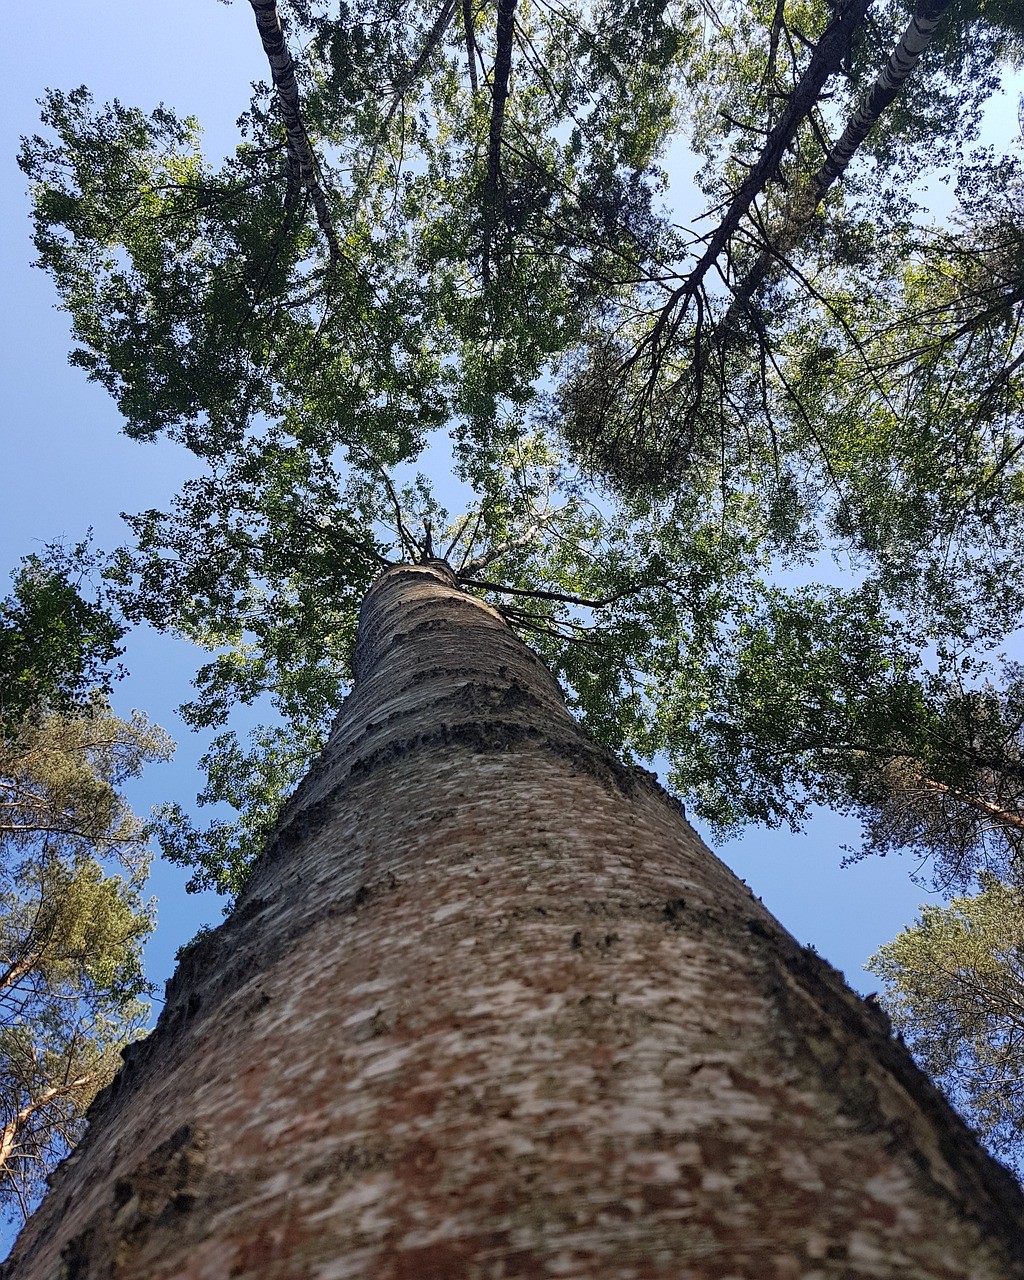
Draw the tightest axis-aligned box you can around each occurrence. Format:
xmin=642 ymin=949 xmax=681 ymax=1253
xmin=459 ymin=510 xmax=560 ymax=578
xmin=645 ymin=0 xmax=873 ymax=352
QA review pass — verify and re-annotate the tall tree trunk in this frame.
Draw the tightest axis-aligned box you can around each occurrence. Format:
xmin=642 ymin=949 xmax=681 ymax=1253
xmin=641 ymin=0 xmax=873 ymax=356
xmin=247 ymin=0 xmax=341 ymax=259
xmin=6 ymin=562 xmax=1024 ymax=1278
xmin=722 ymin=0 xmax=953 ymax=327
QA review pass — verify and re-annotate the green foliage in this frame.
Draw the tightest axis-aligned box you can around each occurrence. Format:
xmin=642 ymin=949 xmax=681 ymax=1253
xmin=0 ymin=566 xmax=169 ymax=1221
xmin=869 ymin=875 xmax=1024 ymax=1166
xmin=0 ymin=542 xmax=125 ymax=730
xmin=1 ymin=706 xmax=173 ymax=869
xmin=173 ymin=923 xmax=214 ymax=965
xmin=0 ymin=1010 xmax=143 ymax=1218
xmin=113 ymin=438 xmax=383 ymax=730
xmin=18 ymin=0 xmax=696 ymax=469
xmin=20 ymin=0 xmax=1024 ymax=885
xmin=20 ymin=85 xmax=443 ymax=462
xmin=646 ymin=582 xmax=1024 ymax=886
xmin=154 ymin=722 xmax=321 ymax=900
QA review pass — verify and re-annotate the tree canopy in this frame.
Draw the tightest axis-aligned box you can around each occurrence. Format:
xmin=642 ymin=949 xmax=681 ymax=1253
xmin=0 ymin=542 xmax=125 ymax=729
xmin=15 ymin=0 xmax=1024 ymax=1164
xmin=0 ymin=554 xmax=169 ymax=1220
xmin=869 ymin=874 xmax=1024 ymax=1168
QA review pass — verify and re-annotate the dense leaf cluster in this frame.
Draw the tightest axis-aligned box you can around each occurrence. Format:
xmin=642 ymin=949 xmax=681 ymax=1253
xmin=0 ymin=542 xmax=124 ymax=731
xmin=869 ymin=874 xmax=1024 ymax=1165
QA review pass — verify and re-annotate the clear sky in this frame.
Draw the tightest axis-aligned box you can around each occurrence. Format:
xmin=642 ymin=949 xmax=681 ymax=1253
xmin=2 ymin=1 xmax=1010 ymax=1028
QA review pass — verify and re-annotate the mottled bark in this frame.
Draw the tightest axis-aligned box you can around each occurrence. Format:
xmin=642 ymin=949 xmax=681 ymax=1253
xmin=6 ymin=562 xmax=1024 ymax=1278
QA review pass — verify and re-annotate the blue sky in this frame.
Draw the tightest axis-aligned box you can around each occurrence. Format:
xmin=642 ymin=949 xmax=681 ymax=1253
xmin=3 ymin=0 xmax=1013 ymax=1018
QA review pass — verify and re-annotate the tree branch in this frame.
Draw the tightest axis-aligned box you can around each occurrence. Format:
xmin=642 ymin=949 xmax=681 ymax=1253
xmin=0 ymin=1073 xmax=98 ymax=1177
xmin=912 ymin=773 xmax=1024 ymax=836
xmin=723 ymin=0 xmax=953 ymax=325
xmin=643 ymin=0 xmax=873 ymax=354
xmin=459 ymin=511 xmax=557 ymax=578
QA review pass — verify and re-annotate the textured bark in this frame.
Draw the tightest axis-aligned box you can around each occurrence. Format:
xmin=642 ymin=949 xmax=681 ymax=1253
xmin=247 ymin=0 xmax=340 ymax=259
xmin=6 ymin=562 xmax=1024 ymax=1278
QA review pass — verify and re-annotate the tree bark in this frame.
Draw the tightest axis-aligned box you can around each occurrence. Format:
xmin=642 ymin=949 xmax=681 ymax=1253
xmin=247 ymin=0 xmax=341 ymax=259
xmin=6 ymin=562 xmax=1024 ymax=1278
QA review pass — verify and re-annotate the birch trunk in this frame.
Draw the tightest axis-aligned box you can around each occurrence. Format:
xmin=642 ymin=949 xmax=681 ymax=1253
xmin=6 ymin=562 xmax=1024 ymax=1278
xmin=247 ymin=0 xmax=340 ymax=258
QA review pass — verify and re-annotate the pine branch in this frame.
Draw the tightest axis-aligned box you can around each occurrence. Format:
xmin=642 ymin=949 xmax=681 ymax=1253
xmin=723 ymin=0 xmax=954 ymax=326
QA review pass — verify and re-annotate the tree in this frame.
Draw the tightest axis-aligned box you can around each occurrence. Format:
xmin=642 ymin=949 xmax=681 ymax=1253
xmin=869 ymin=874 xmax=1024 ymax=1168
xmin=0 ymin=544 xmax=124 ymax=729
xmin=641 ymin=584 xmax=1024 ymax=878
xmin=556 ymin=0 xmax=1024 ymax=485
xmin=0 ymin=556 xmax=170 ymax=1221
xmin=15 ymin=0 xmax=1024 ymax=1180
xmin=5 ymin=563 xmax=1024 ymax=1276
xmin=18 ymin=0 xmax=1024 ymax=840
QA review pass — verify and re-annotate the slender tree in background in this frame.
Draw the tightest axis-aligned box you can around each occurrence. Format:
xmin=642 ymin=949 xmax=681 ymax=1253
xmin=13 ymin=0 xmax=1024 ymax=1207
xmin=6 ymin=562 xmax=1024 ymax=1277
xmin=869 ymin=874 xmax=1024 ymax=1165
xmin=0 ymin=553 xmax=168 ymax=1222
